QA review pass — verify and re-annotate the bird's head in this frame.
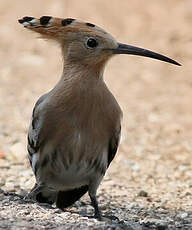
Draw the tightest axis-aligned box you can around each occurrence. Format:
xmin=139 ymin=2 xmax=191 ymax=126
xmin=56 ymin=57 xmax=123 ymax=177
xmin=18 ymin=16 xmax=181 ymax=69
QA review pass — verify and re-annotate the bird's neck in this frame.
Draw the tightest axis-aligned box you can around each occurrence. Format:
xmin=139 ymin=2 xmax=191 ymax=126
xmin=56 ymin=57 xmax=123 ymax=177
xmin=61 ymin=60 xmax=105 ymax=82
xmin=50 ymin=60 xmax=107 ymax=98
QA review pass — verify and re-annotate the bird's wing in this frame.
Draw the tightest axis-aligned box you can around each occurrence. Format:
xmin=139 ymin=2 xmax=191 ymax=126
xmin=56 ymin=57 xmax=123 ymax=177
xmin=27 ymin=93 xmax=59 ymax=204
xmin=107 ymin=124 xmax=121 ymax=168
xmin=27 ymin=93 xmax=48 ymax=168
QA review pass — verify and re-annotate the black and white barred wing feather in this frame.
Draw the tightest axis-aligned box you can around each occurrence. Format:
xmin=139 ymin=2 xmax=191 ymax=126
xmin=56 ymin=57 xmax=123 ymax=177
xmin=27 ymin=94 xmax=47 ymax=174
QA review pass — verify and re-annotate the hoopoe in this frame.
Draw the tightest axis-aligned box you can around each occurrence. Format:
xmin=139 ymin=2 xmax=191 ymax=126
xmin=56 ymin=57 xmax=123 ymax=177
xmin=18 ymin=16 xmax=180 ymax=221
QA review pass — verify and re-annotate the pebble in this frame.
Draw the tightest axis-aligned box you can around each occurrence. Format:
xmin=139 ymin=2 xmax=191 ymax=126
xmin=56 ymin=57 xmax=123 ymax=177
xmin=138 ymin=190 xmax=148 ymax=197
xmin=177 ymin=212 xmax=188 ymax=219
xmin=59 ymin=212 xmax=71 ymax=218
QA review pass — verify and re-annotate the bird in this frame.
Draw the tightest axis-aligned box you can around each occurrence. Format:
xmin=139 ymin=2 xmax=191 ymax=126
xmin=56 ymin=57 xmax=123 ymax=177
xmin=18 ymin=16 xmax=180 ymax=221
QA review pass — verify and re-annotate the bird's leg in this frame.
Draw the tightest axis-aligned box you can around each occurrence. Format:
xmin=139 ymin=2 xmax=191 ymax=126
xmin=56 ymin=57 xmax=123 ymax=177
xmin=89 ymin=194 xmax=103 ymax=220
xmin=89 ymin=194 xmax=119 ymax=222
xmin=88 ymin=178 xmax=104 ymax=220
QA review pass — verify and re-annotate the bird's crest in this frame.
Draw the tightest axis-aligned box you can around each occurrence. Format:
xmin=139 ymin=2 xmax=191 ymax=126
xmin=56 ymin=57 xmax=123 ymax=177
xmin=18 ymin=16 xmax=108 ymax=40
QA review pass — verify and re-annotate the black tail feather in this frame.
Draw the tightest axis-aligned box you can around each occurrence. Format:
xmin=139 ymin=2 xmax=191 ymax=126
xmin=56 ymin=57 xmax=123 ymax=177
xmin=36 ymin=192 xmax=55 ymax=205
xmin=29 ymin=184 xmax=57 ymax=205
xmin=56 ymin=185 xmax=88 ymax=209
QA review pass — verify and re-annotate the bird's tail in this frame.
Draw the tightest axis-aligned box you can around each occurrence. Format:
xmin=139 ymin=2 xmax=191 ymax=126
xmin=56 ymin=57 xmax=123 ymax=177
xmin=56 ymin=185 xmax=88 ymax=209
xmin=33 ymin=188 xmax=57 ymax=205
xmin=29 ymin=183 xmax=88 ymax=208
xmin=35 ymin=191 xmax=56 ymax=205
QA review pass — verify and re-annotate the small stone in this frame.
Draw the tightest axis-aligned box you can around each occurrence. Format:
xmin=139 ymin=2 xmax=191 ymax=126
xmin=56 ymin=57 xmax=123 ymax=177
xmin=131 ymin=163 xmax=140 ymax=171
xmin=177 ymin=212 xmax=188 ymax=219
xmin=138 ymin=190 xmax=148 ymax=197
xmin=185 ymin=192 xmax=191 ymax=196
xmin=59 ymin=212 xmax=70 ymax=218
xmin=147 ymin=197 xmax=152 ymax=202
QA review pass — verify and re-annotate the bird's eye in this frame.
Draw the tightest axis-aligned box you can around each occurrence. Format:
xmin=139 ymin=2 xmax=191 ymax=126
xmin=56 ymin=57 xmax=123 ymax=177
xmin=86 ymin=38 xmax=98 ymax=48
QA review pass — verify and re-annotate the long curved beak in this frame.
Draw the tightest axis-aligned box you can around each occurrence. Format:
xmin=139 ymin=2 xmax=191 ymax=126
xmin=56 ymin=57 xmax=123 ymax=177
xmin=113 ymin=43 xmax=181 ymax=66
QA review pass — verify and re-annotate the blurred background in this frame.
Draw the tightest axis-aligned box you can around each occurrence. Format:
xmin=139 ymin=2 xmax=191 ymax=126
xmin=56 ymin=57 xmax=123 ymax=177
xmin=0 ymin=0 xmax=192 ymax=212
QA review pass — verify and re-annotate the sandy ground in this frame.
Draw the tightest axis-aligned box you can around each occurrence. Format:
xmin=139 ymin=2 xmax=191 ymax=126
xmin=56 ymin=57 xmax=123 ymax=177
xmin=0 ymin=0 xmax=192 ymax=229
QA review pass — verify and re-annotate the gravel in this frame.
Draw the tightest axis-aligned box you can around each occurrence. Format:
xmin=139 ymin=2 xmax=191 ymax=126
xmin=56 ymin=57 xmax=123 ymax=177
xmin=1 ymin=169 xmax=192 ymax=229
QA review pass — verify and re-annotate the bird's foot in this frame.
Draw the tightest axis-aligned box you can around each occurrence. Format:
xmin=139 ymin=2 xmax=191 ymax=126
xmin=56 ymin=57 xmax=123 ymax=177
xmin=39 ymin=202 xmax=54 ymax=209
xmin=88 ymin=214 xmax=119 ymax=222
xmin=97 ymin=214 xmax=119 ymax=222
xmin=103 ymin=215 xmax=119 ymax=222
